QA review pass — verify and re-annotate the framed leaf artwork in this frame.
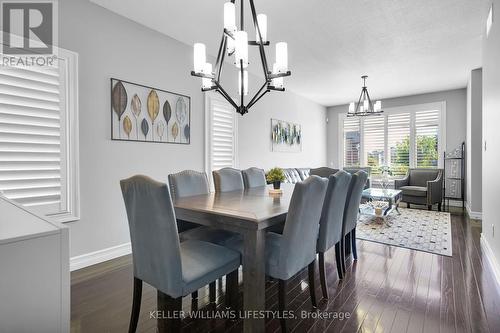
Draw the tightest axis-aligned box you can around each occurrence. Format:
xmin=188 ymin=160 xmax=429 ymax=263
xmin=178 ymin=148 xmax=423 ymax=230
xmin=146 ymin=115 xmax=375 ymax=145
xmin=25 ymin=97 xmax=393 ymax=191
xmin=111 ymin=78 xmax=191 ymax=144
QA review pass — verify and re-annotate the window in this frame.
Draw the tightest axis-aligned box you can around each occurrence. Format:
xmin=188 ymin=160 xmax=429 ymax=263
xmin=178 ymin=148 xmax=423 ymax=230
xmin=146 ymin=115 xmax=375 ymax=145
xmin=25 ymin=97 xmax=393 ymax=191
xmin=343 ymin=117 xmax=360 ymax=167
xmin=339 ymin=102 xmax=445 ymax=180
xmin=205 ymin=93 xmax=237 ymax=181
xmin=0 ymin=48 xmax=79 ymax=222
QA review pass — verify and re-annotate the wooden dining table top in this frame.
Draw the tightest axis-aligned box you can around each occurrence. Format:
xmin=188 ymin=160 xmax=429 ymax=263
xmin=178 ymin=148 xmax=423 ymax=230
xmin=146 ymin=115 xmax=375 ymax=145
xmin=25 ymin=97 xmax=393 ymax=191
xmin=173 ymin=183 xmax=295 ymax=229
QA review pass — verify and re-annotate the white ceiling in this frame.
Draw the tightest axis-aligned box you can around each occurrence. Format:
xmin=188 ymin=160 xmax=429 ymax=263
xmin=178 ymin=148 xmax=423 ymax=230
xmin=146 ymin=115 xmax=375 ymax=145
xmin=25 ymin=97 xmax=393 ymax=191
xmin=91 ymin=0 xmax=489 ymax=106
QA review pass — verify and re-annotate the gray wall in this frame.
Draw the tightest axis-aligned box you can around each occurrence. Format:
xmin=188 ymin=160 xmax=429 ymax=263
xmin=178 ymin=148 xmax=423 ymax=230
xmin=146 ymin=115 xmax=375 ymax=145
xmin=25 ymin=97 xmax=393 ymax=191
xmin=466 ymin=68 xmax=483 ymax=216
xmin=326 ymin=89 xmax=467 ymax=168
xmin=59 ymin=0 xmax=326 ymax=257
xmin=482 ymin=0 xmax=500 ymax=264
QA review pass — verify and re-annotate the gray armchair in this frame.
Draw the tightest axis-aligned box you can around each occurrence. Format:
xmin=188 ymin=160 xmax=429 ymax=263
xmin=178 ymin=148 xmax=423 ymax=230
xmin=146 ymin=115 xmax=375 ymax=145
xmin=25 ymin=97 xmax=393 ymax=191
xmin=394 ymin=168 xmax=443 ymax=211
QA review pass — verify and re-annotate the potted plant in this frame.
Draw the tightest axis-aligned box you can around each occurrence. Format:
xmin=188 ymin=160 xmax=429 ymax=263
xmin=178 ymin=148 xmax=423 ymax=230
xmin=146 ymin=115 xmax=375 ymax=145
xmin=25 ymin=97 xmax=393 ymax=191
xmin=266 ymin=167 xmax=286 ymax=190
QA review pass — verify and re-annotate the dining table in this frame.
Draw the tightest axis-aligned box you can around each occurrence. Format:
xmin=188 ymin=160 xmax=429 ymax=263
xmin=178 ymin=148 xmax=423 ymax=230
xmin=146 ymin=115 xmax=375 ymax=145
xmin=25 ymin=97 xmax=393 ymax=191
xmin=173 ymin=183 xmax=295 ymax=333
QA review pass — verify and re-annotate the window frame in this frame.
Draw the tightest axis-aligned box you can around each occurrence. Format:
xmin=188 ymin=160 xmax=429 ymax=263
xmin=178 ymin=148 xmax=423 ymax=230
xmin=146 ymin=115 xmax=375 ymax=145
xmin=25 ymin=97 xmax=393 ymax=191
xmin=338 ymin=101 xmax=446 ymax=172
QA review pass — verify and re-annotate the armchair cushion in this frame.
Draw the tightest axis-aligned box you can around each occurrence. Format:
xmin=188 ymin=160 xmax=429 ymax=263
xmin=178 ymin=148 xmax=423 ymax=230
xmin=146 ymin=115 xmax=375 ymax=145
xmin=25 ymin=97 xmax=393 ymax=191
xmin=399 ymin=185 xmax=427 ymax=197
xmin=408 ymin=169 xmax=440 ymax=187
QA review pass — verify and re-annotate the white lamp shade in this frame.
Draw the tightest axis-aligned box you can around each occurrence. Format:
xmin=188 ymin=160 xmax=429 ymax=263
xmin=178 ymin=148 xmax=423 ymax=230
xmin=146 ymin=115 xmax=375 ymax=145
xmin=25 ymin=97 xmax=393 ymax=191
xmin=271 ymin=63 xmax=284 ymax=88
xmin=275 ymin=42 xmax=288 ymax=72
xmin=238 ymin=70 xmax=248 ymax=95
xmin=202 ymin=63 xmax=212 ymax=89
xmin=235 ymin=31 xmax=249 ymax=68
xmin=256 ymin=14 xmax=267 ymax=43
xmin=193 ymin=43 xmax=206 ymax=73
xmin=224 ymin=2 xmax=236 ymax=31
xmin=349 ymin=102 xmax=355 ymax=113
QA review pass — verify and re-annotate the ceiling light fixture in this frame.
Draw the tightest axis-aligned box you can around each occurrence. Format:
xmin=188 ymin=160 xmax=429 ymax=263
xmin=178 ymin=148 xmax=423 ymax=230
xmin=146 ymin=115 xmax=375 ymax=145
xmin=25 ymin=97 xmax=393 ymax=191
xmin=191 ymin=0 xmax=291 ymax=116
xmin=347 ymin=75 xmax=383 ymax=117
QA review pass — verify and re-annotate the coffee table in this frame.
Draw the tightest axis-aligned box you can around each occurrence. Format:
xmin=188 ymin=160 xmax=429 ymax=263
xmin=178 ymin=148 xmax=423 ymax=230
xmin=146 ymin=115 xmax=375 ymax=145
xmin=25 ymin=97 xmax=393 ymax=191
xmin=360 ymin=188 xmax=402 ymax=223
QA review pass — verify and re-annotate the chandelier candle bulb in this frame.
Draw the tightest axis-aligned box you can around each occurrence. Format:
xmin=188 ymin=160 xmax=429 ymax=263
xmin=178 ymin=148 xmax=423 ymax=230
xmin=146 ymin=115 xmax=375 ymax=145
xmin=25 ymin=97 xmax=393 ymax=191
xmin=363 ymin=99 xmax=369 ymax=110
xmin=349 ymin=102 xmax=355 ymax=113
xmin=256 ymin=14 xmax=267 ymax=42
xmin=374 ymin=101 xmax=382 ymax=112
xmin=202 ymin=63 xmax=212 ymax=89
xmin=272 ymin=63 xmax=283 ymax=88
xmin=276 ymin=42 xmax=288 ymax=72
xmin=238 ymin=70 xmax=248 ymax=95
xmin=235 ymin=31 xmax=249 ymax=68
xmin=193 ymin=43 xmax=206 ymax=73
xmin=224 ymin=2 xmax=236 ymax=30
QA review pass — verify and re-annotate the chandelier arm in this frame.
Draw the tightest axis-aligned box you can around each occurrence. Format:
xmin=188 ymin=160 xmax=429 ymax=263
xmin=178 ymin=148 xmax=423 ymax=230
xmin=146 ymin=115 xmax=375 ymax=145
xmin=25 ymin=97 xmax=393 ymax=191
xmin=249 ymin=0 xmax=271 ymax=79
xmin=214 ymin=81 xmax=239 ymax=109
xmin=240 ymin=0 xmax=244 ymax=30
xmin=355 ymin=88 xmax=365 ymax=114
xmin=217 ymin=37 xmax=228 ymax=81
xmin=214 ymin=34 xmax=226 ymax=81
xmin=247 ymin=89 xmax=270 ymax=110
xmin=240 ymin=59 xmax=244 ymax=108
xmin=247 ymin=81 xmax=268 ymax=108
xmin=364 ymin=88 xmax=374 ymax=112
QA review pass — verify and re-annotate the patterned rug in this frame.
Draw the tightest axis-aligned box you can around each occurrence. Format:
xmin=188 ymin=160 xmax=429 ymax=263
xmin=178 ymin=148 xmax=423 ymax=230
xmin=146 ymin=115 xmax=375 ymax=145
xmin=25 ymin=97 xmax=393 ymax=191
xmin=356 ymin=208 xmax=452 ymax=256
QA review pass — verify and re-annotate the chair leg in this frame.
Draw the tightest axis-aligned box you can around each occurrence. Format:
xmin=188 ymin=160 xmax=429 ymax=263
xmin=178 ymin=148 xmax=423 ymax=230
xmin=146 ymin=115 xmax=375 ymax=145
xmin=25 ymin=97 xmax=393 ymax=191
xmin=128 ymin=277 xmax=142 ymax=333
xmin=334 ymin=242 xmax=344 ymax=280
xmin=351 ymin=229 xmax=358 ymax=260
xmin=438 ymin=203 xmax=442 ymax=211
xmin=226 ymin=270 xmax=239 ymax=310
xmin=344 ymin=233 xmax=351 ymax=256
xmin=157 ymin=290 xmax=182 ymax=333
xmin=428 ymin=205 xmax=432 ymax=211
xmin=407 ymin=202 xmax=410 ymax=208
xmin=278 ymin=279 xmax=287 ymax=332
xmin=318 ymin=252 xmax=329 ymax=298
xmin=340 ymin=236 xmax=346 ymax=274
xmin=209 ymin=281 xmax=216 ymax=304
xmin=308 ymin=261 xmax=318 ymax=308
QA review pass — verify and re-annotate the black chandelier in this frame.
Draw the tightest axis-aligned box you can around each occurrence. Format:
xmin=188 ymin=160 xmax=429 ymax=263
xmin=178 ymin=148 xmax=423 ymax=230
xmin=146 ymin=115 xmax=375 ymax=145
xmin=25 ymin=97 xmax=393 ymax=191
xmin=191 ymin=0 xmax=291 ymax=115
xmin=347 ymin=75 xmax=383 ymax=117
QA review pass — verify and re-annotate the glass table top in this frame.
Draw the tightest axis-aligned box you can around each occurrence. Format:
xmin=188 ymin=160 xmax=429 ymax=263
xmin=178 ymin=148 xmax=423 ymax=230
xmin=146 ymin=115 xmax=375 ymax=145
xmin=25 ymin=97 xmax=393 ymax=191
xmin=362 ymin=188 xmax=402 ymax=199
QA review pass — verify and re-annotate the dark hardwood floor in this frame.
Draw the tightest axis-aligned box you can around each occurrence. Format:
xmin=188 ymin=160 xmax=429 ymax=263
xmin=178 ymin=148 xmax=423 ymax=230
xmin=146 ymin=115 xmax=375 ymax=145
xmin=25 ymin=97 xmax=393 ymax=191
xmin=71 ymin=210 xmax=500 ymax=332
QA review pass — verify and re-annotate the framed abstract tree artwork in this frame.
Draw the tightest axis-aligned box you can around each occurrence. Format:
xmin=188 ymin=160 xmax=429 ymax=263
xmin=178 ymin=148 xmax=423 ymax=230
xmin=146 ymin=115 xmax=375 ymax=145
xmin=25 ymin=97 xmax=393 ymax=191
xmin=271 ymin=118 xmax=302 ymax=152
xmin=110 ymin=78 xmax=191 ymax=144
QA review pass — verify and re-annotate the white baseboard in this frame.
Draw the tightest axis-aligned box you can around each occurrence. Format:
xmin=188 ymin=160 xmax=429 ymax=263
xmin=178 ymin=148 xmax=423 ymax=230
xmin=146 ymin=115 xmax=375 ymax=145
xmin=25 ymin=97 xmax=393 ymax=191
xmin=466 ymin=202 xmax=483 ymax=220
xmin=480 ymin=234 xmax=500 ymax=292
xmin=70 ymin=242 xmax=131 ymax=271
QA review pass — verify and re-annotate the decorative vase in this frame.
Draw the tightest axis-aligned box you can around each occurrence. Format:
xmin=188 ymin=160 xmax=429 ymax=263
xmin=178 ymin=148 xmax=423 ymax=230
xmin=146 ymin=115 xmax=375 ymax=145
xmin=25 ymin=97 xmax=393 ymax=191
xmin=273 ymin=181 xmax=281 ymax=190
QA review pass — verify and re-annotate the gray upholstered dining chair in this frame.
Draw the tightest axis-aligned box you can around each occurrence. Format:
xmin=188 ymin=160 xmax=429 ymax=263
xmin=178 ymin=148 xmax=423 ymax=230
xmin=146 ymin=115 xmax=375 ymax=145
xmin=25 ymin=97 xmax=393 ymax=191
xmin=120 ymin=175 xmax=240 ymax=333
xmin=310 ymin=167 xmax=339 ymax=178
xmin=212 ymin=167 xmax=244 ymax=192
xmin=241 ymin=167 xmax=266 ymax=188
xmin=340 ymin=170 xmax=368 ymax=274
xmin=225 ymin=176 xmax=328 ymax=332
xmin=168 ymin=170 xmax=236 ymax=245
xmin=316 ymin=170 xmax=351 ymax=299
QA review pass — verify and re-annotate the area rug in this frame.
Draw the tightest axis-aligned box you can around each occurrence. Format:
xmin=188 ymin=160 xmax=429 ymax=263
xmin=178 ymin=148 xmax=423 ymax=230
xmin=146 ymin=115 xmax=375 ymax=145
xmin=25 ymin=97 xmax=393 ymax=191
xmin=356 ymin=208 xmax=452 ymax=256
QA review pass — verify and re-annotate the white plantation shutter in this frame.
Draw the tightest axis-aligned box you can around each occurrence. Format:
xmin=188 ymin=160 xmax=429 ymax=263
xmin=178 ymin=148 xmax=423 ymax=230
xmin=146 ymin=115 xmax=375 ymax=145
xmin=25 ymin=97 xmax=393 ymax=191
xmin=343 ymin=117 xmax=360 ymax=167
xmin=0 ymin=66 xmax=62 ymax=212
xmin=387 ymin=113 xmax=410 ymax=176
xmin=363 ymin=116 xmax=385 ymax=176
xmin=415 ymin=109 xmax=439 ymax=168
xmin=340 ymin=102 xmax=444 ymax=175
xmin=0 ymin=49 xmax=79 ymax=221
xmin=207 ymin=94 xmax=237 ymax=175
